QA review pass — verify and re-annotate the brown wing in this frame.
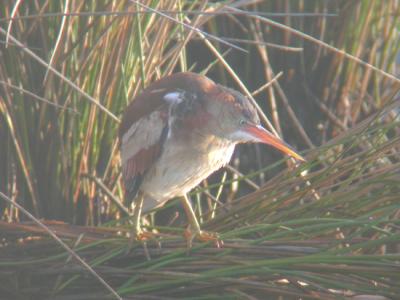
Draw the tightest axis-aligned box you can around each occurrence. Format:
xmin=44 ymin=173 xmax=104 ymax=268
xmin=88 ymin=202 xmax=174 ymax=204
xmin=120 ymin=109 xmax=168 ymax=204
xmin=119 ymin=84 xmax=169 ymax=205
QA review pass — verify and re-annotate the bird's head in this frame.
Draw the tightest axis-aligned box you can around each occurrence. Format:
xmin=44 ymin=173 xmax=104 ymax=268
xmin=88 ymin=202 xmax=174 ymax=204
xmin=204 ymin=85 xmax=305 ymax=162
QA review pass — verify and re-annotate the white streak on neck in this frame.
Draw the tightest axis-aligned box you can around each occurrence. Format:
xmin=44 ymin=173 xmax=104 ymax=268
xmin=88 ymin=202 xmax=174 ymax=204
xmin=164 ymin=91 xmax=184 ymax=104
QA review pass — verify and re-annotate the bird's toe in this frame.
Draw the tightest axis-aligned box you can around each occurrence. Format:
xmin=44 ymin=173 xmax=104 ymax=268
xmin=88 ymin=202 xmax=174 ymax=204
xmin=184 ymin=227 xmax=223 ymax=248
xmin=197 ymin=231 xmax=224 ymax=248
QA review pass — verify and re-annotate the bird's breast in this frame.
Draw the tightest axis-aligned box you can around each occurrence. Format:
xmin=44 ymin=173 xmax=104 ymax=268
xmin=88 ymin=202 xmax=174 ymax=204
xmin=140 ymin=135 xmax=235 ymax=212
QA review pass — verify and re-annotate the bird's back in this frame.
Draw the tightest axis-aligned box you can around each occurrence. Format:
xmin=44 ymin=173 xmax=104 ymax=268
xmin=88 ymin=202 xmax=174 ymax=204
xmin=119 ymin=72 xmax=216 ymax=140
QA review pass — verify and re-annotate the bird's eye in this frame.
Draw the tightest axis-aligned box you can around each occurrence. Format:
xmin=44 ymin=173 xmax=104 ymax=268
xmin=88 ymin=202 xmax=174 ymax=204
xmin=239 ymin=119 xmax=246 ymax=126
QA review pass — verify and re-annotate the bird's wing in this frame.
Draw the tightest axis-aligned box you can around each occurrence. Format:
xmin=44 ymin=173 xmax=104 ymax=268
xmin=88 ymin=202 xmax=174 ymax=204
xmin=120 ymin=109 xmax=168 ymax=205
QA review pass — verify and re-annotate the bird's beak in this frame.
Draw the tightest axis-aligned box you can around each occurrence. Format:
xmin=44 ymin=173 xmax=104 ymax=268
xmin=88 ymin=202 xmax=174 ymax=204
xmin=244 ymin=124 xmax=305 ymax=162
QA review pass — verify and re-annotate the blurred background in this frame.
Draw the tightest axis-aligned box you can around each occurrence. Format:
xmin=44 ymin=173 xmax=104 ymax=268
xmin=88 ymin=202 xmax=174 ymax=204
xmin=1 ymin=1 xmax=398 ymax=225
xmin=1 ymin=1 xmax=400 ymax=299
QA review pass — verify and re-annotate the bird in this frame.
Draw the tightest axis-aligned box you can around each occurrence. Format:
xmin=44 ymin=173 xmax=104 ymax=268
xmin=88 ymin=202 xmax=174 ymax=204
xmin=119 ymin=72 xmax=304 ymax=246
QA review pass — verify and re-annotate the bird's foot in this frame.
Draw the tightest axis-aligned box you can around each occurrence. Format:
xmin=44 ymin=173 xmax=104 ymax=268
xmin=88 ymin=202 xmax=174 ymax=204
xmin=135 ymin=230 xmax=155 ymax=241
xmin=197 ymin=231 xmax=224 ymax=248
xmin=126 ymin=228 xmax=157 ymax=254
xmin=184 ymin=227 xmax=223 ymax=248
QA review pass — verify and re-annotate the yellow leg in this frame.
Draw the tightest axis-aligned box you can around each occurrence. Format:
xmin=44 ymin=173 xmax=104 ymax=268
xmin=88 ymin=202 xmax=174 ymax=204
xmin=180 ymin=195 xmax=223 ymax=248
xmin=127 ymin=193 xmax=154 ymax=248
xmin=132 ymin=192 xmax=144 ymax=238
xmin=181 ymin=194 xmax=201 ymax=233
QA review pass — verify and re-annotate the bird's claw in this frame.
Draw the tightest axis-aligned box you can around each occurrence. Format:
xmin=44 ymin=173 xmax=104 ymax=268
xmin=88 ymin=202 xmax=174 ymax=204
xmin=135 ymin=231 xmax=155 ymax=241
xmin=197 ymin=231 xmax=224 ymax=248
xmin=126 ymin=229 xmax=156 ymax=254
xmin=184 ymin=227 xmax=224 ymax=248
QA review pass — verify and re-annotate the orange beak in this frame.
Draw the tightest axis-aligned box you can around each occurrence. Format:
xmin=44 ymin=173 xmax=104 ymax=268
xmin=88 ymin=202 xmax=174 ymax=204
xmin=244 ymin=124 xmax=305 ymax=162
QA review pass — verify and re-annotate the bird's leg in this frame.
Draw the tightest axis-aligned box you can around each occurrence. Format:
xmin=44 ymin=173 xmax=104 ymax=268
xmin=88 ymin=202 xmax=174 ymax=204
xmin=181 ymin=194 xmax=201 ymax=232
xmin=127 ymin=193 xmax=143 ymax=251
xmin=128 ymin=193 xmax=153 ymax=245
xmin=133 ymin=193 xmax=144 ymax=236
xmin=180 ymin=194 xmax=223 ymax=248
